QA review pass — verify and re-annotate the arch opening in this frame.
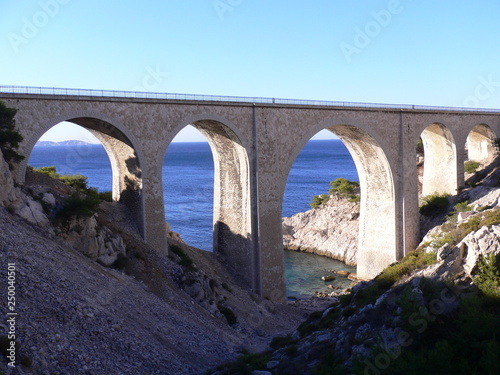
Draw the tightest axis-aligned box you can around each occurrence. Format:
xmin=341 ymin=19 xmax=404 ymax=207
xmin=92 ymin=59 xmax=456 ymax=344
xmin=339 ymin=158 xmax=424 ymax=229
xmin=25 ymin=118 xmax=144 ymax=235
xmin=282 ymin=124 xmax=397 ymax=281
xmin=163 ymin=120 xmax=254 ymax=289
xmin=282 ymin=130 xmax=358 ymax=298
xmin=465 ymin=123 xmax=497 ymax=165
xmin=163 ymin=126 xmax=215 ymax=251
xmin=420 ymin=123 xmax=457 ymax=196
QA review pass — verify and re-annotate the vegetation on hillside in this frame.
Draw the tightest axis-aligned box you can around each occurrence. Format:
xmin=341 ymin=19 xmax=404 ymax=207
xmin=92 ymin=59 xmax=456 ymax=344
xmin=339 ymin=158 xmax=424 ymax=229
xmin=33 ymin=166 xmax=112 ymax=201
xmin=419 ymin=193 xmax=450 ymax=216
xmin=310 ymin=178 xmax=360 ymax=208
xmin=0 ymin=100 xmax=24 ymax=168
xmin=464 ymin=160 xmax=480 ymax=173
xmin=32 ymin=166 xmax=113 ymax=224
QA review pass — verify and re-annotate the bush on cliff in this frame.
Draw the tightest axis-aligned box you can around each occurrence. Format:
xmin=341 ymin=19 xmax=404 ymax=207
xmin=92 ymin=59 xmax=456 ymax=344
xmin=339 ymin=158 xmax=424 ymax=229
xmin=419 ymin=193 xmax=450 ymax=216
xmin=464 ymin=160 xmax=480 ymax=173
xmin=0 ymin=100 xmax=24 ymax=168
xmin=34 ymin=166 xmax=91 ymax=193
xmin=55 ymin=192 xmax=101 ymax=224
xmin=34 ymin=166 xmax=112 ymax=201
xmin=309 ymin=178 xmax=360 ymax=208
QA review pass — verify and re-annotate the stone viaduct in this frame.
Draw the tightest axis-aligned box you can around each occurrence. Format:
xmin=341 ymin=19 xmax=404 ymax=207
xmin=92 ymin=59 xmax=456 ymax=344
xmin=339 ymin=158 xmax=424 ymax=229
xmin=1 ymin=87 xmax=500 ymax=301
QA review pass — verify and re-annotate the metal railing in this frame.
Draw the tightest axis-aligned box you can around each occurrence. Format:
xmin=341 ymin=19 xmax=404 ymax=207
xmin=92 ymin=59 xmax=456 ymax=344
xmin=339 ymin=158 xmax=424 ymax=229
xmin=0 ymin=85 xmax=499 ymax=113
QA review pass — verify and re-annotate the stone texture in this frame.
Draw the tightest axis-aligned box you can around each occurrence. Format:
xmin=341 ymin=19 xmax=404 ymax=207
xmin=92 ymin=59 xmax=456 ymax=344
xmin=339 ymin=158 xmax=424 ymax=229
xmin=13 ymin=195 xmax=50 ymax=227
xmin=61 ymin=215 xmax=127 ymax=267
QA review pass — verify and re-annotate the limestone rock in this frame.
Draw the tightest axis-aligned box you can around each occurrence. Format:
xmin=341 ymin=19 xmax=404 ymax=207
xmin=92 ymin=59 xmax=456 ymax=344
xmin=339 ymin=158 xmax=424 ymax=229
xmin=282 ymin=194 xmax=359 ymax=265
xmin=13 ymin=195 xmax=51 ymax=227
xmin=464 ymin=186 xmax=500 ymax=209
xmin=459 ymin=225 xmax=500 ymax=276
xmin=419 ymin=224 xmax=500 ymax=283
xmin=62 ymin=215 xmax=127 ymax=266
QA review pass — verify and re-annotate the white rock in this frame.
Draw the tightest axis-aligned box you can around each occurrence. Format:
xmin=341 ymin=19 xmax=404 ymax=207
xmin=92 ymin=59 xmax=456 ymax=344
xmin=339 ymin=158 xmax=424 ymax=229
xmin=14 ymin=196 xmax=50 ymax=227
xmin=42 ymin=193 xmax=56 ymax=206
xmin=457 ymin=211 xmax=475 ymax=222
xmin=458 ymin=225 xmax=500 ymax=276
xmin=282 ymin=194 xmax=359 ymax=265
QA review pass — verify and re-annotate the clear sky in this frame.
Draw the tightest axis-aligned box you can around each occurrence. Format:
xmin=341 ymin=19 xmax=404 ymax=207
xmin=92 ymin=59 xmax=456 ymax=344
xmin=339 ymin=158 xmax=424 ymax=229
xmin=2 ymin=0 xmax=500 ymax=142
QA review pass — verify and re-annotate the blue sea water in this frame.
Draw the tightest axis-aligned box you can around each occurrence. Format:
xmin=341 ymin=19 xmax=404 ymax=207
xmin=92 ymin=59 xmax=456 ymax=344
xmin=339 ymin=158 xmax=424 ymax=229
xmin=29 ymin=139 xmax=359 ymax=298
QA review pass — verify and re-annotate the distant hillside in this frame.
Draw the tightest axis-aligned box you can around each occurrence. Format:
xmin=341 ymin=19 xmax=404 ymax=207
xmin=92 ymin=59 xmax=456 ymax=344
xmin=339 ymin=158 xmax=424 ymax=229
xmin=36 ymin=140 xmax=94 ymax=147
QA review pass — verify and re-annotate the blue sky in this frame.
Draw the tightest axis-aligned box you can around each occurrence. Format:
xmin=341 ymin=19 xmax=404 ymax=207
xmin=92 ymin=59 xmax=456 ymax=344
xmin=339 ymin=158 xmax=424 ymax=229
xmin=2 ymin=0 xmax=500 ymax=142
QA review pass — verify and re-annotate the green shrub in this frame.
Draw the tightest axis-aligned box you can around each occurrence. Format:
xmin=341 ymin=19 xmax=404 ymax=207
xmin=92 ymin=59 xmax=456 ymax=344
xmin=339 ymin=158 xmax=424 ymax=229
xmin=34 ymin=165 xmax=58 ymax=177
xmin=55 ymin=192 xmax=100 ymax=224
xmin=473 ymin=253 xmax=500 ymax=298
xmin=310 ymin=194 xmax=329 ymax=208
xmin=353 ymin=249 xmax=437 ymax=307
xmin=464 ymin=160 xmax=480 ymax=173
xmin=169 ymin=244 xmax=195 ymax=271
xmin=329 ymin=178 xmax=359 ymax=197
xmin=34 ymin=166 xmax=91 ymax=193
xmin=419 ymin=193 xmax=450 ymax=216
xmin=454 ymin=200 xmax=472 ymax=213
xmin=309 ymin=178 xmax=360 ymax=208
xmin=98 ymin=191 xmax=113 ymax=202
xmin=0 ymin=101 xmax=24 ymax=168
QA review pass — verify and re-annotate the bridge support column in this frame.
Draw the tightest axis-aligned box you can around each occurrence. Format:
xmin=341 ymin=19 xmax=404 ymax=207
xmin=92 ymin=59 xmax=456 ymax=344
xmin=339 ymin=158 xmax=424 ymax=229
xmin=256 ymin=190 xmax=287 ymax=302
xmin=195 ymin=122 xmax=255 ymax=290
xmin=141 ymin=154 xmax=168 ymax=253
xmin=400 ymin=112 xmax=421 ymax=259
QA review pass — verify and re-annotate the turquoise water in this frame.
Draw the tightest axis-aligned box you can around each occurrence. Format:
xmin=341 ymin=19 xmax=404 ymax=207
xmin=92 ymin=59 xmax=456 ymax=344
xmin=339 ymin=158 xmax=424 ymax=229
xmin=29 ymin=139 xmax=359 ymax=298
xmin=285 ymin=250 xmax=356 ymax=299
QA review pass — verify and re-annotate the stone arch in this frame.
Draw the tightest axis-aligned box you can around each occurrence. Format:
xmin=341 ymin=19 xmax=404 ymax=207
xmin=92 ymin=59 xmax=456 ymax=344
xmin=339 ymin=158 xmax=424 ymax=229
xmin=466 ymin=123 xmax=497 ymax=164
xmin=21 ymin=110 xmax=145 ymax=236
xmin=420 ymin=123 xmax=457 ymax=196
xmin=163 ymin=114 xmax=255 ymax=289
xmin=282 ymin=122 xmax=397 ymax=280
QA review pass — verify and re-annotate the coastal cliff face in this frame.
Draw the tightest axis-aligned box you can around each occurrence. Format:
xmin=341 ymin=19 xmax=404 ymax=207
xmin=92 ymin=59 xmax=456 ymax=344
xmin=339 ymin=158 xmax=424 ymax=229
xmin=282 ymin=193 xmax=359 ymax=266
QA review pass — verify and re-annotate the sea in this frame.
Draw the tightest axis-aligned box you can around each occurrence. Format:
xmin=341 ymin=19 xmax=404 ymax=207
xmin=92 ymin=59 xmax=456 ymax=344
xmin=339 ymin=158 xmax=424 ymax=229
xmin=29 ymin=139 xmax=359 ymax=299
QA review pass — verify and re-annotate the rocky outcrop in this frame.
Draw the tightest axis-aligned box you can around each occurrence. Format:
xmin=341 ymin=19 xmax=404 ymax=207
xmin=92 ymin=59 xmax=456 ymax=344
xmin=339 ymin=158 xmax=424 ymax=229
xmin=419 ymin=224 xmax=500 ymax=283
xmin=282 ymin=194 xmax=359 ymax=265
xmin=0 ymin=150 xmax=52 ymax=227
xmin=59 ymin=215 xmax=127 ymax=267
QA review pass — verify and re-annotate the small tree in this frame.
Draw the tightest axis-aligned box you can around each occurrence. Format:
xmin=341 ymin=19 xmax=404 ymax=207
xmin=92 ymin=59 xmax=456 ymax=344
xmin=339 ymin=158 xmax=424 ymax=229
xmin=0 ymin=100 xmax=24 ymax=168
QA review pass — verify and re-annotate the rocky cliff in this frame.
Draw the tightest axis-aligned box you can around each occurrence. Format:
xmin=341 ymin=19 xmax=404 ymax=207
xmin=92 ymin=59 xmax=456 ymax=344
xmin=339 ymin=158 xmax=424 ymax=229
xmin=282 ymin=193 xmax=359 ymax=266
xmin=0 ymin=150 xmax=312 ymax=375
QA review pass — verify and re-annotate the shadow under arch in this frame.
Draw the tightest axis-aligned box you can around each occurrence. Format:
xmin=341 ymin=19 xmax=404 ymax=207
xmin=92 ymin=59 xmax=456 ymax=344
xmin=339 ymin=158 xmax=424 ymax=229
xmin=21 ymin=112 xmax=145 ymax=236
xmin=282 ymin=123 xmax=397 ymax=280
xmin=164 ymin=115 xmax=255 ymax=290
xmin=420 ymin=123 xmax=457 ymax=196
xmin=466 ymin=123 xmax=497 ymax=164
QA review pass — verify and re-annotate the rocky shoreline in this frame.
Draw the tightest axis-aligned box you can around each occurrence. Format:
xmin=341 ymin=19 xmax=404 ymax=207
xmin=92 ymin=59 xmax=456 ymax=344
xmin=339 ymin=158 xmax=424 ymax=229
xmin=282 ymin=193 xmax=359 ymax=266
